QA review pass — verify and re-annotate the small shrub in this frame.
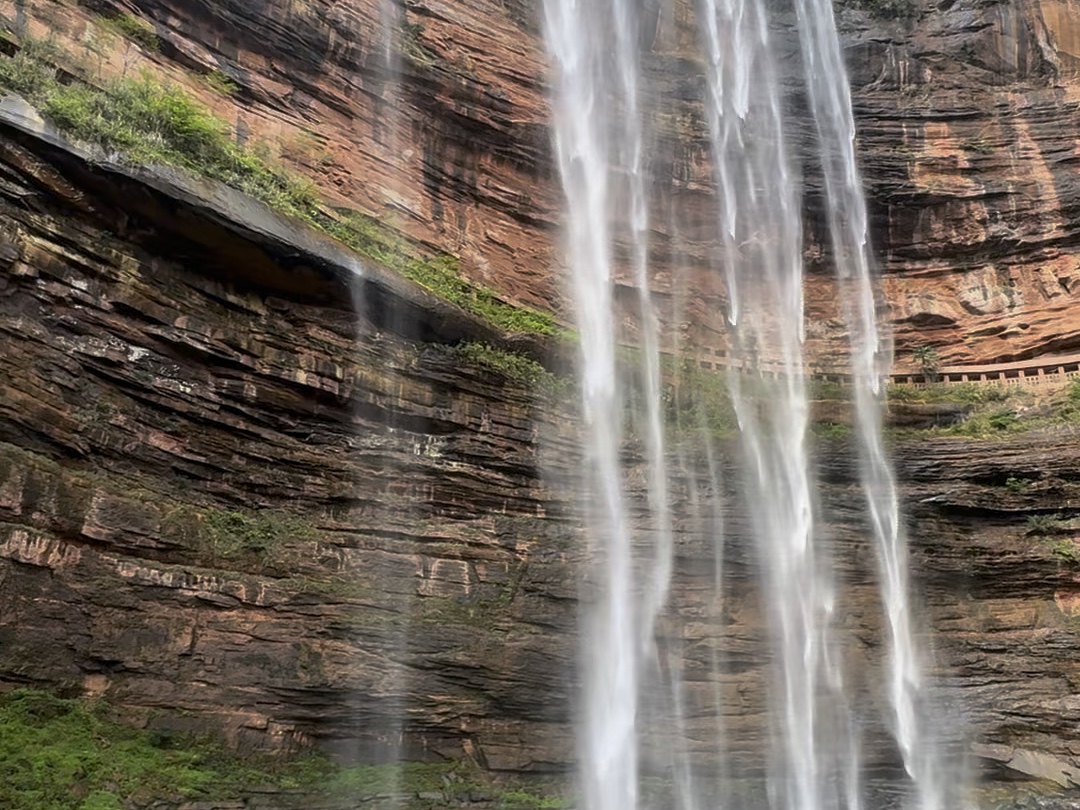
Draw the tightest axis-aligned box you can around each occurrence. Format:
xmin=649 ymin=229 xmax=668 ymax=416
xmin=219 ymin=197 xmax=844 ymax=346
xmin=988 ymin=408 xmax=1019 ymax=431
xmin=454 ymin=341 xmax=566 ymax=396
xmin=912 ymin=344 xmax=940 ymax=381
xmin=99 ymin=14 xmax=158 ymax=51
xmin=1050 ymin=539 xmax=1080 ymax=565
xmin=203 ymin=69 xmax=239 ymax=97
xmin=162 ymin=506 xmax=313 ymax=565
xmin=400 ymin=19 xmax=435 ymax=67
xmin=1005 ymin=476 xmax=1031 ymax=494
xmin=1026 ymin=514 xmax=1060 ymax=534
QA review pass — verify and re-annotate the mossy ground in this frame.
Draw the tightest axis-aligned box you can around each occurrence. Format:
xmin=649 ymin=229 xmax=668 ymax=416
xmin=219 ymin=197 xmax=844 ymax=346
xmin=0 ymin=688 xmax=331 ymax=809
xmin=0 ymin=689 xmax=569 ymax=810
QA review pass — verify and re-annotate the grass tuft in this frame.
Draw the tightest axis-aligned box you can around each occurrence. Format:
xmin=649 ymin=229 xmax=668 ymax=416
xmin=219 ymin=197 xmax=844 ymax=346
xmin=454 ymin=341 xmax=568 ymax=396
xmin=98 ymin=14 xmax=159 ymax=51
xmin=161 ymin=506 xmax=314 ymax=566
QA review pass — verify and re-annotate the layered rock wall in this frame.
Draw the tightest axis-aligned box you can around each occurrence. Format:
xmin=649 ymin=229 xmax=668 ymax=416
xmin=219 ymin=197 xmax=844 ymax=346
xmin=6 ymin=0 xmax=1080 ymax=369
xmin=2 ymin=0 xmax=1080 ymax=794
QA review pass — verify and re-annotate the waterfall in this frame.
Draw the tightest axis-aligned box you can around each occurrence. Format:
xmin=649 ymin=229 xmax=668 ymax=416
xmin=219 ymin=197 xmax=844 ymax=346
xmin=792 ymin=0 xmax=946 ymax=806
xmin=542 ymin=1 xmax=948 ymax=809
xmin=542 ymin=3 xmax=672 ymax=809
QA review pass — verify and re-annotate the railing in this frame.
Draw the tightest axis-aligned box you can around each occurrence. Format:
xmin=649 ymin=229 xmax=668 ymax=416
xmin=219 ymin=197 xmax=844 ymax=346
xmin=683 ymin=349 xmax=1080 ymax=389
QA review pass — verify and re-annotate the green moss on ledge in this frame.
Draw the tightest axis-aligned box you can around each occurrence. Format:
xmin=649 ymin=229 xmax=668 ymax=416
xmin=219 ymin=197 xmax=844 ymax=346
xmin=0 ymin=36 xmax=560 ymax=339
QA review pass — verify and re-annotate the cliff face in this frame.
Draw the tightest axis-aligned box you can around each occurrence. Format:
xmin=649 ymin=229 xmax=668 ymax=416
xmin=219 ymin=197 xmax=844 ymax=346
xmin=5 ymin=0 xmax=1080 ymax=369
xmin=3 ymin=0 xmax=1080 ymax=799
xmin=3 ymin=110 xmax=1080 ymax=794
xmin=0 ymin=110 xmax=580 ymax=770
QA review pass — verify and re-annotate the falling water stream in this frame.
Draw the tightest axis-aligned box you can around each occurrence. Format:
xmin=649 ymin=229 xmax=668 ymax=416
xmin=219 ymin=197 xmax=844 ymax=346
xmin=542 ymin=0 xmax=948 ymax=809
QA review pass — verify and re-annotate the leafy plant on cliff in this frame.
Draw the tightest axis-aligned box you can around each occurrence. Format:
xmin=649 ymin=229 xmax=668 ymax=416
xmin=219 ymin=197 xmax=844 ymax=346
xmin=1026 ymin=514 xmax=1062 ymax=535
xmin=161 ymin=505 xmax=315 ymax=567
xmin=454 ymin=341 xmax=566 ymax=393
xmin=202 ymin=68 xmax=240 ymax=97
xmin=912 ymin=344 xmax=940 ymax=382
xmin=97 ymin=13 xmax=159 ymax=52
xmin=400 ymin=19 xmax=436 ymax=68
xmin=0 ymin=688 xmax=477 ymax=809
xmin=0 ymin=688 xmax=215 ymax=809
xmin=0 ymin=37 xmax=562 ymax=340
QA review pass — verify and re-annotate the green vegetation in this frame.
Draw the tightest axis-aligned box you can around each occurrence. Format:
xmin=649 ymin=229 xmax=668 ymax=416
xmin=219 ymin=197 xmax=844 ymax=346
xmin=454 ymin=341 xmax=568 ymax=394
xmin=97 ymin=14 xmax=159 ymax=51
xmin=202 ymin=68 xmax=239 ymax=97
xmin=962 ymin=137 xmax=994 ymax=155
xmin=1050 ymin=538 xmax=1080 ymax=565
xmin=662 ymin=360 xmax=738 ymax=439
xmin=945 ymin=405 xmax=1020 ymax=436
xmin=912 ymin=344 xmax=940 ymax=381
xmin=887 ymin=379 xmax=1080 ymax=439
xmin=887 ymin=382 xmax=1033 ymax=438
xmin=162 ymin=506 xmax=315 ymax=566
xmin=326 ymin=761 xmax=569 ymax=809
xmin=0 ymin=688 xmax=569 ymax=810
xmin=1026 ymin=514 xmax=1062 ymax=535
xmin=812 ymin=422 xmax=851 ymax=440
xmin=0 ymin=688 xmax=332 ymax=809
xmin=887 ymin=382 xmax=1012 ymax=405
xmin=1005 ymin=476 xmax=1032 ymax=494
xmin=810 ymin=378 xmax=849 ymax=401
xmin=325 ymin=209 xmax=560 ymax=335
xmin=0 ymin=36 xmax=561 ymax=338
xmin=1056 ymin=378 xmax=1080 ymax=421
xmin=400 ymin=19 xmax=436 ymax=68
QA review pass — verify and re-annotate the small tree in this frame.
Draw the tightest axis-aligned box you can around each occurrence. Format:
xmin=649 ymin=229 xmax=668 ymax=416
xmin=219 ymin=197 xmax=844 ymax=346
xmin=912 ymin=345 xmax=940 ymax=382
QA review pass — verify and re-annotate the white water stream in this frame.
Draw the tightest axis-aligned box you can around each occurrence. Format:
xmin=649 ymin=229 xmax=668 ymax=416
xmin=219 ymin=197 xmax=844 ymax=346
xmin=542 ymin=1 xmax=949 ymax=809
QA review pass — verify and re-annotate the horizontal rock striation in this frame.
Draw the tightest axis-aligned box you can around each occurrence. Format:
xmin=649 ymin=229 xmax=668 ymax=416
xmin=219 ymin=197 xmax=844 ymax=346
xmin=5 ymin=0 xmax=1080 ymax=370
xmin=1 ymin=1 xmax=1080 ymax=795
xmin=0 ymin=112 xmax=580 ymax=769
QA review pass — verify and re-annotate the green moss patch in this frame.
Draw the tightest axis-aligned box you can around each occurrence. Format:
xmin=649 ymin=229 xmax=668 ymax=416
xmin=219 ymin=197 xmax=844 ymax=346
xmin=160 ymin=505 xmax=316 ymax=567
xmin=0 ymin=688 xmax=327 ymax=809
xmin=453 ymin=341 xmax=567 ymax=393
xmin=0 ymin=688 xmax=569 ymax=810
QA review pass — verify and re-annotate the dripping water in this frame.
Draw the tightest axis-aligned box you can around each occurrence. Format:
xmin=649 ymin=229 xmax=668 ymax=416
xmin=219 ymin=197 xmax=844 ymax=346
xmin=542 ymin=0 xmax=952 ymax=809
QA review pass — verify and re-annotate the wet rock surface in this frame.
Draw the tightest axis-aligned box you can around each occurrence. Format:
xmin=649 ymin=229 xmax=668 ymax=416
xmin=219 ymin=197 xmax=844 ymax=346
xmin=1 ymin=0 xmax=1080 ymax=798
xmin=0 ymin=115 xmax=580 ymax=770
